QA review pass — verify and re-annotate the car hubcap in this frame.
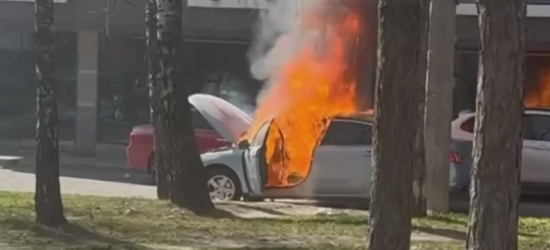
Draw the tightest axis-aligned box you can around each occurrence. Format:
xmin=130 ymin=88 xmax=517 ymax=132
xmin=208 ymin=175 xmax=236 ymax=201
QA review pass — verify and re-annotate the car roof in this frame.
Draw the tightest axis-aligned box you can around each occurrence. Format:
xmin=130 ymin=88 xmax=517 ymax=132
xmin=525 ymin=107 xmax=550 ymax=112
xmin=334 ymin=113 xmax=374 ymax=123
xmin=458 ymin=107 xmax=550 ymax=116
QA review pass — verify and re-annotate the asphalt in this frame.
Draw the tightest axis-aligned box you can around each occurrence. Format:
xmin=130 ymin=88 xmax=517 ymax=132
xmin=0 ymin=139 xmax=128 ymax=169
xmin=0 ymin=160 xmax=157 ymax=198
xmin=0 ymin=139 xmax=155 ymax=198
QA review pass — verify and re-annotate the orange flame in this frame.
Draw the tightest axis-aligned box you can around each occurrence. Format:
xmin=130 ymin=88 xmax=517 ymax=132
xmin=245 ymin=2 xmax=362 ymax=187
xmin=525 ymin=57 xmax=550 ymax=107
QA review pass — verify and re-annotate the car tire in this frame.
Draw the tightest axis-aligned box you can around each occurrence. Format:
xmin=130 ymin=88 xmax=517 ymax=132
xmin=206 ymin=167 xmax=243 ymax=201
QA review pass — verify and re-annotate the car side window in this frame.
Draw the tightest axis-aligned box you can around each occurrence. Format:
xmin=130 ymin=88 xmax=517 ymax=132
xmin=321 ymin=120 xmax=372 ymax=146
xmin=191 ymin=107 xmax=214 ymax=131
xmin=524 ymin=114 xmax=550 ymax=142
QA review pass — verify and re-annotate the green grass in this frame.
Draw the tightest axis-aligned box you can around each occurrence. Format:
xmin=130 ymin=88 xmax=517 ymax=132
xmin=0 ymin=191 xmax=549 ymax=249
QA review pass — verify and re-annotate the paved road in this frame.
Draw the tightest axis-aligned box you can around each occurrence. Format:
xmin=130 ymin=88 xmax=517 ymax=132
xmin=0 ymin=140 xmax=128 ymax=168
xmin=0 ymin=161 xmax=157 ymax=198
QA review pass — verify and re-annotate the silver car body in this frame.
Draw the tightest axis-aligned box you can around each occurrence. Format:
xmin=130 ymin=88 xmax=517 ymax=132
xmin=200 ymin=118 xmax=374 ymax=199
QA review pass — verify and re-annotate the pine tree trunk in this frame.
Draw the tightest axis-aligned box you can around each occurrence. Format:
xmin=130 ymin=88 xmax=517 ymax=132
xmin=411 ymin=0 xmax=430 ymax=218
xmin=156 ymin=0 xmax=214 ymax=212
xmin=146 ymin=0 xmax=169 ymax=200
xmin=367 ymin=0 xmax=425 ymax=249
xmin=34 ymin=0 xmax=66 ymax=227
xmin=466 ymin=0 xmax=525 ymax=249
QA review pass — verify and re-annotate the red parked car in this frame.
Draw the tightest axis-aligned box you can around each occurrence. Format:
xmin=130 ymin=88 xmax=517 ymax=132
xmin=126 ymin=94 xmax=252 ymax=179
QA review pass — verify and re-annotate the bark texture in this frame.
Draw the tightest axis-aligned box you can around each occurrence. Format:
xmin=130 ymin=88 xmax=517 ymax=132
xmin=411 ymin=0 xmax=430 ymax=218
xmin=146 ymin=0 xmax=169 ymax=200
xmin=34 ymin=0 xmax=66 ymax=227
xmin=367 ymin=0 xmax=425 ymax=249
xmin=466 ymin=0 xmax=526 ymax=249
xmin=156 ymin=0 xmax=214 ymax=212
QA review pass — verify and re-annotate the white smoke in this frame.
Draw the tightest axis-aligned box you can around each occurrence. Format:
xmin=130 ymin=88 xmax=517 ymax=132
xmin=247 ymin=0 xmax=319 ymax=106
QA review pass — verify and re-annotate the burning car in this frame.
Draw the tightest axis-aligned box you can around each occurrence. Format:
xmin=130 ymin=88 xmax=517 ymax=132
xmin=196 ymin=94 xmax=468 ymax=201
xmin=194 ymin=93 xmax=373 ymax=201
xmin=196 ymin=0 xmax=463 ymax=201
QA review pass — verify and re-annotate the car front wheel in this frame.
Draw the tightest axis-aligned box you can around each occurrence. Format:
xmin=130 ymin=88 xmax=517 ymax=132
xmin=206 ymin=167 xmax=242 ymax=201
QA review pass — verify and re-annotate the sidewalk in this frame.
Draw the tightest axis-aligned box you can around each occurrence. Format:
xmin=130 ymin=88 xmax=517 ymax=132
xmin=0 ymin=139 xmax=128 ymax=169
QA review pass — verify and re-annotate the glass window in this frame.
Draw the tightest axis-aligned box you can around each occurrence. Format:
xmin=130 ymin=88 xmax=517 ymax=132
xmin=321 ymin=120 xmax=372 ymax=146
xmin=524 ymin=114 xmax=550 ymax=142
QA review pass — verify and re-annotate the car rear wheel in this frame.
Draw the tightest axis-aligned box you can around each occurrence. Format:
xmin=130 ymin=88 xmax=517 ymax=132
xmin=206 ymin=167 xmax=242 ymax=201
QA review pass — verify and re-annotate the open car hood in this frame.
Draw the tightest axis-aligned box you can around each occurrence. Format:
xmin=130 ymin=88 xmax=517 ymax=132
xmin=189 ymin=94 xmax=253 ymax=143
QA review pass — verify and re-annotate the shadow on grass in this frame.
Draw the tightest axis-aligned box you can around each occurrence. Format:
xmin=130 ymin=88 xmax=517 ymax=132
xmin=414 ymin=226 xmax=466 ymax=241
xmin=193 ymin=206 xmax=364 ymax=225
xmin=414 ymin=225 xmax=539 ymax=242
xmin=214 ymin=248 xmax=349 ymax=250
xmin=1 ymin=217 xmax=151 ymax=250
xmin=428 ymin=214 xmax=468 ymax=227
xmin=244 ymin=216 xmax=366 ymax=226
xmin=197 ymin=204 xmax=367 ymax=225
xmin=196 ymin=207 xmax=241 ymax=219
xmin=233 ymin=203 xmax=288 ymax=216
xmin=280 ymin=199 xmax=369 ymax=210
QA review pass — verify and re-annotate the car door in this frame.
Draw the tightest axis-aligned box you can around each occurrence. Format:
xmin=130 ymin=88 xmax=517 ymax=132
xmin=242 ymin=121 xmax=271 ymax=196
xmin=522 ymin=112 xmax=550 ymax=184
xmin=311 ymin=119 xmax=372 ymax=197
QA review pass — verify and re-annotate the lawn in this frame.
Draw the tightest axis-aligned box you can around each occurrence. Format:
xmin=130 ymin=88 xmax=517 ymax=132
xmin=0 ymin=192 xmax=549 ymax=249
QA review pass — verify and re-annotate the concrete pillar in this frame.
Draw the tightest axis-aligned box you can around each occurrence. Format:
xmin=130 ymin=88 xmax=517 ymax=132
xmin=75 ymin=30 xmax=98 ymax=156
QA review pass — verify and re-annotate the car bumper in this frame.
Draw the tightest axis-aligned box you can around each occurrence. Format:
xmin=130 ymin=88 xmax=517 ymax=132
xmin=126 ymin=143 xmax=151 ymax=171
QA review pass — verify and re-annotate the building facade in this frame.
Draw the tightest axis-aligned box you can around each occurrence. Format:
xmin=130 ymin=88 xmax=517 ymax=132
xmin=0 ymin=0 xmax=549 ymax=154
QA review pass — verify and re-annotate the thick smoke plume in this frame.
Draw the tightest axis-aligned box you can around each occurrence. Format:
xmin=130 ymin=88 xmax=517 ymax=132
xmin=247 ymin=0 xmax=308 ymax=105
xmin=245 ymin=0 xmax=361 ymax=186
xmin=247 ymin=0 xmax=358 ymax=109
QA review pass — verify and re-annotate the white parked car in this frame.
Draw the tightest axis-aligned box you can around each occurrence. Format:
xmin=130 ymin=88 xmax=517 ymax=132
xmin=450 ymin=108 xmax=550 ymax=195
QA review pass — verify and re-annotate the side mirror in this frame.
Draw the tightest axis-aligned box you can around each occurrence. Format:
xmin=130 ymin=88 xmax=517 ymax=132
xmin=237 ymin=140 xmax=250 ymax=149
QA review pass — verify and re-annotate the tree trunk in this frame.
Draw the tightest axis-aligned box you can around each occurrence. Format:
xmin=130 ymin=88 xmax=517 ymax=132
xmin=367 ymin=0 xmax=425 ymax=249
xmin=424 ymin=0 xmax=457 ymax=213
xmin=34 ymin=0 xmax=66 ymax=227
xmin=146 ymin=0 xmax=169 ymax=200
xmin=156 ymin=0 xmax=214 ymax=212
xmin=466 ymin=0 xmax=525 ymax=249
xmin=411 ymin=0 xmax=430 ymax=218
